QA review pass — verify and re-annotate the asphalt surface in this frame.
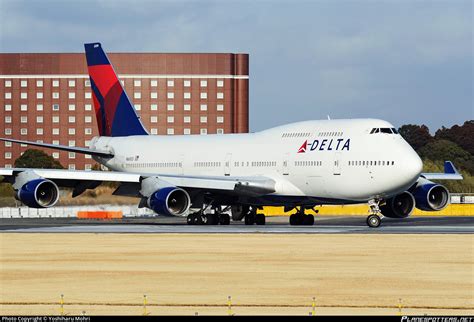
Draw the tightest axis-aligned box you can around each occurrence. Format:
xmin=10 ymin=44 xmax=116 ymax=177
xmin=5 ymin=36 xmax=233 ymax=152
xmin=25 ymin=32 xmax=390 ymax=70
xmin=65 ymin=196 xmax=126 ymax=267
xmin=0 ymin=216 xmax=473 ymax=234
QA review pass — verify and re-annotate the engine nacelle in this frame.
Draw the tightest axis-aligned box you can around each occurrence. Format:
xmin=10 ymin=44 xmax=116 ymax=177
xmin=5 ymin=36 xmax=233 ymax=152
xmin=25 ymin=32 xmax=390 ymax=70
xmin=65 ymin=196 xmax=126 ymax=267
xmin=16 ymin=179 xmax=60 ymax=208
xmin=413 ymin=181 xmax=450 ymax=211
xmin=147 ymin=187 xmax=191 ymax=216
xmin=381 ymin=191 xmax=415 ymax=218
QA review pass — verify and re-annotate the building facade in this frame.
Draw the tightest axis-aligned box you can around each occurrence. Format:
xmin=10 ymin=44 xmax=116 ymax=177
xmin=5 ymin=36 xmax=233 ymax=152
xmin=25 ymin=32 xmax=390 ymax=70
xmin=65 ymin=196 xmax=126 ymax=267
xmin=0 ymin=52 xmax=249 ymax=170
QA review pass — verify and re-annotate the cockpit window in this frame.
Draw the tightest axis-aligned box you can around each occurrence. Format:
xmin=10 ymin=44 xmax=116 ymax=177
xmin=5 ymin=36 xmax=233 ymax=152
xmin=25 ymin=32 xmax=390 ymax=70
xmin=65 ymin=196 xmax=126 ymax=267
xmin=370 ymin=127 xmax=398 ymax=134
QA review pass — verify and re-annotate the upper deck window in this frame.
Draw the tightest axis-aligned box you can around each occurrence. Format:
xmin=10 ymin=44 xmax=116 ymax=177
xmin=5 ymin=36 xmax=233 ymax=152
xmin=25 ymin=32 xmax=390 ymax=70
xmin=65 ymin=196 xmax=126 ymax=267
xmin=370 ymin=127 xmax=397 ymax=134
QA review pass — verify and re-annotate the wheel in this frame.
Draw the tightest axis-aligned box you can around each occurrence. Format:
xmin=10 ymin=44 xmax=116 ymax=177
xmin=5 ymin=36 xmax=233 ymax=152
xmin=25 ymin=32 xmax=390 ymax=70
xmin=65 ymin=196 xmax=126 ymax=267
xmin=303 ymin=215 xmax=314 ymax=226
xmin=290 ymin=214 xmax=303 ymax=225
xmin=245 ymin=213 xmax=256 ymax=225
xmin=219 ymin=213 xmax=231 ymax=225
xmin=255 ymin=213 xmax=266 ymax=225
xmin=187 ymin=214 xmax=195 ymax=225
xmin=367 ymin=214 xmax=381 ymax=228
xmin=195 ymin=214 xmax=204 ymax=225
xmin=206 ymin=213 xmax=219 ymax=225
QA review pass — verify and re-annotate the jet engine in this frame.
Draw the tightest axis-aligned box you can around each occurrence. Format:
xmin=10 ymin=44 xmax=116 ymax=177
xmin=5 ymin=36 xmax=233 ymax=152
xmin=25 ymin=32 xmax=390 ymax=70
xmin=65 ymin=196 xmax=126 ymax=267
xmin=413 ymin=179 xmax=450 ymax=211
xmin=380 ymin=191 xmax=415 ymax=218
xmin=147 ymin=187 xmax=191 ymax=216
xmin=16 ymin=179 xmax=60 ymax=208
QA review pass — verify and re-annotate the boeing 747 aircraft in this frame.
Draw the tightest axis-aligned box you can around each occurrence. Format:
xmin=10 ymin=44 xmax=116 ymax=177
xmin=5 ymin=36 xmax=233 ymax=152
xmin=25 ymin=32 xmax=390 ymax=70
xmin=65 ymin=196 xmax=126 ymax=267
xmin=0 ymin=43 xmax=463 ymax=227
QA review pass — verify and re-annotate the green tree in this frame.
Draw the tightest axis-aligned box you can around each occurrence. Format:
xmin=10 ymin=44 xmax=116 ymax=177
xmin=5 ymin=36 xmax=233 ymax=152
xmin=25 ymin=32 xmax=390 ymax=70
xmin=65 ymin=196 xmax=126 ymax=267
xmin=14 ymin=149 xmax=64 ymax=169
xmin=418 ymin=139 xmax=474 ymax=174
xmin=435 ymin=120 xmax=474 ymax=155
xmin=398 ymin=124 xmax=433 ymax=151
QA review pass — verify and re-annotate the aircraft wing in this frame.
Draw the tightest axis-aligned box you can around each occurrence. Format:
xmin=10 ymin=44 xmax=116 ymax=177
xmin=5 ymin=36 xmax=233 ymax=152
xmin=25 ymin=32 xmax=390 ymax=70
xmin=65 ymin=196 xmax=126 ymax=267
xmin=420 ymin=161 xmax=463 ymax=180
xmin=0 ymin=168 xmax=276 ymax=198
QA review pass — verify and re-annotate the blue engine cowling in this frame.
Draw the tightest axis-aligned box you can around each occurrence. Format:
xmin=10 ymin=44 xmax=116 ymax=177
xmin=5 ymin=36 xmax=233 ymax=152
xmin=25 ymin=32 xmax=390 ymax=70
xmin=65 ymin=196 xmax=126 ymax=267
xmin=16 ymin=179 xmax=60 ymax=208
xmin=380 ymin=191 xmax=415 ymax=218
xmin=147 ymin=187 xmax=191 ymax=216
xmin=413 ymin=182 xmax=450 ymax=211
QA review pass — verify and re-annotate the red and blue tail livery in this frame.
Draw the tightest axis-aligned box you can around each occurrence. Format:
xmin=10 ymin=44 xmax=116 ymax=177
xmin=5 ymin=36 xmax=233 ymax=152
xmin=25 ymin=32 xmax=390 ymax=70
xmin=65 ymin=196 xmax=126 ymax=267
xmin=84 ymin=43 xmax=148 ymax=137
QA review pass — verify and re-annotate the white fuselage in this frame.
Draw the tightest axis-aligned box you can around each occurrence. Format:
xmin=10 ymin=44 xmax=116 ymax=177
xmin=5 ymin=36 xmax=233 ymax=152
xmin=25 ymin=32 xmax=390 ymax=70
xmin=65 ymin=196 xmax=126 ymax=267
xmin=90 ymin=119 xmax=423 ymax=204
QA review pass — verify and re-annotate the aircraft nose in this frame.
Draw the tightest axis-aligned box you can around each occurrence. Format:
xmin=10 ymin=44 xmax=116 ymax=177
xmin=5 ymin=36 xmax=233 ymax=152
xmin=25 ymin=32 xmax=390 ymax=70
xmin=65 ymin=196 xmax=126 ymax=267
xmin=403 ymin=149 xmax=423 ymax=183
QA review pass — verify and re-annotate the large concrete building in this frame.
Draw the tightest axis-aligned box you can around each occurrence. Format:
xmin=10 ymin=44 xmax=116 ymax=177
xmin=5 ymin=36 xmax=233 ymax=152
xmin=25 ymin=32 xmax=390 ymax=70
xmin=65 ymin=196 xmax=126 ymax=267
xmin=0 ymin=52 xmax=249 ymax=170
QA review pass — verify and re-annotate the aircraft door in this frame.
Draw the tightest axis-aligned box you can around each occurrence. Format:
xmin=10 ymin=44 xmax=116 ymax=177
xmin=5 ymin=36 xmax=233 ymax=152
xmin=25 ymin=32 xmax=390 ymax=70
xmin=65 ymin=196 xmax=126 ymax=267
xmin=282 ymin=152 xmax=290 ymax=175
xmin=333 ymin=152 xmax=341 ymax=175
xmin=224 ymin=153 xmax=232 ymax=176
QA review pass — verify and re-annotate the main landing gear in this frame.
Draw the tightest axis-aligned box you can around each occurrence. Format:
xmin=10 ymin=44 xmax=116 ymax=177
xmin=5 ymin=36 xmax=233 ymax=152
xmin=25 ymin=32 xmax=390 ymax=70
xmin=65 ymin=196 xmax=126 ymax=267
xmin=244 ymin=209 xmax=266 ymax=225
xmin=366 ymin=199 xmax=384 ymax=228
xmin=289 ymin=207 xmax=315 ymax=226
xmin=187 ymin=206 xmax=231 ymax=225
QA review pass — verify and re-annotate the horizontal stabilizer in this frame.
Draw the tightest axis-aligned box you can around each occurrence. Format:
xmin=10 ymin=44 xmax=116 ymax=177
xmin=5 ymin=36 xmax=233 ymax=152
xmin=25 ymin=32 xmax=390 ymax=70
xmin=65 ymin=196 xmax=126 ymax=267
xmin=0 ymin=138 xmax=114 ymax=158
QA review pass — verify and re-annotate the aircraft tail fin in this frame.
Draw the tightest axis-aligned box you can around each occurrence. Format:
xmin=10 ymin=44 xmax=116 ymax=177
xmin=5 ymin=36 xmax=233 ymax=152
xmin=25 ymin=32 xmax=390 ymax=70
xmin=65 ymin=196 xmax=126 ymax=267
xmin=84 ymin=42 xmax=148 ymax=137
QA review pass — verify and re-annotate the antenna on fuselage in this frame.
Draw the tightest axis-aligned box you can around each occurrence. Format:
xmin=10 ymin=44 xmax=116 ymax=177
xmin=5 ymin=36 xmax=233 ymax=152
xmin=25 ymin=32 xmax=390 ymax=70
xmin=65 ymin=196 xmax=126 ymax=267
xmin=327 ymin=115 xmax=331 ymax=120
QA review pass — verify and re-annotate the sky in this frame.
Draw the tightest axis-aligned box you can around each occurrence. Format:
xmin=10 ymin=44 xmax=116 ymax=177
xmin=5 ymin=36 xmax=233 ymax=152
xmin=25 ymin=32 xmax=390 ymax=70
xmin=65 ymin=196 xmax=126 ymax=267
xmin=0 ymin=0 xmax=472 ymax=133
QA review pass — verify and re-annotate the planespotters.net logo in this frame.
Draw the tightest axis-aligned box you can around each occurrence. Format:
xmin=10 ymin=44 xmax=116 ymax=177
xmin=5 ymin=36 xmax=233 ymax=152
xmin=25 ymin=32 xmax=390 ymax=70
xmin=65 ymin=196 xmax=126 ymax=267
xmin=401 ymin=317 xmax=473 ymax=322
xmin=297 ymin=138 xmax=351 ymax=153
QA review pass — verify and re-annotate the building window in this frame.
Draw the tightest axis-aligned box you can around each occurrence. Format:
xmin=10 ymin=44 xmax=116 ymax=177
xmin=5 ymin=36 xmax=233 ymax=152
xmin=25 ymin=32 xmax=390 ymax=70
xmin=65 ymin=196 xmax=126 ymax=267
xmin=20 ymin=80 xmax=27 ymax=87
xmin=167 ymin=80 xmax=174 ymax=87
xmin=200 ymin=128 xmax=208 ymax=135
xmin=21 ymin=104 xmax=27 ymax=111
xmin=36 ymin=116 xmax=43 ymax=123
xmin=68 ymin=128 xmax=76 ymax=135
xmin=68 ymin=140 xmax=75 ymax=147
xmin=68 ymin=116 xmax=76 ymax=123
xmin=184 ymin=92 xmax=191 ymax=99
xmin=167 ymin=116 xmax=174 ymax=123
xmin=21 ymin=92 xmax=27 ymax=99
xmin=150 ymin=92 xmax=158 ymax=99
xmin=69 ymin=152 xmax=76 ymax=159
xmin=150 ymin=116 xmax=158 ymax=123
xmin=36 ymin=80 xmax=43 ymax=87
xmin=217 ymin=116 xmax=224 ymax=123
xmin=184 ymin=80 xmax=191 ymax=87
xmin=200 ymin=92 xmax=207 ymax=99
xmin=68 ymin=164 xmax=76 ymax=170
xmin=134 ymin=80 xmax=141 ymax=87
xmin=36 ymin=104 xmax=43 ymax=111
xmin=217 ymin=92 xmax=224 ymax=99
xmin=200 ymin=80 xmax=207 ymax=87
xmin=85 ymin=116 xmax=92 ymax=123
xmin=167 ymin=92 xmax=174 ymax=99
xmin=85 ymin=104 xmax=92 ymax=111
xmin=183 ymin=128 xmax=191 ymax=135
xmin=5 ymin=104 xmax=11 ymax=111
xmin=167 ymin=128 xmax=174 ymax=135
xmin=4 ymin=80 xmax=11 ymax=87
xmin=20 ymin=116 xmax=28 ymax=123
xmin=85 ymin=92 xmax=92 ymax=99
xmin=200 ymin=104 xmax=207 ymax=111
xmin=52 ymin=116 xmax=59 ymax=123
xmin=52 ymin=140 xmax=59 ymax=145
xmin=167 ymin=104 xmax=174 ymax=111
xmin=217 ymin=104 xmax=224 ymax=111
xmin=135 ymin=104 xmax=141 ymax=110
xmin=52 ymin=80 xmax=59 ymax=87
xmin=52 ymin=92 xmax=59 ymax=99
xmin=217 ymin=80 xmax=224 ymax=87
xmin=5 ymin=128 xmax=11 ymax=135
xmin=184 ymin=104 xmax=191 ymax=111
xmin=68 ymin=80 xmax=75 ymax=87
xmin=52 ymin=152 xmax=59 ymax=159
xmin=151 ymin=104 xmax=158 ymax=111
xmin=5 ymin=152 xmax=12 ymax=159
xmin=183 ymin=116 xmax=191 ymax=123
xmin=68 ymin=92 xmax=75 ymax=99
xmin=217 ymin=128 xmax=224 ymax=134
xmin=85 ymin=128 xmax=92 ymax=135
xmin=52 ymin=104 xmax=59 ymax=111
xmin=36 ymin=128 xmax=43 ymax=135
xmin=200 ymin=116 xmax=208 ymax=123
xmin=151 ymin=128 xmax=158 ymax=135
xmin=85 ymin=80 xmax=91 ymax=87
xmin=5 ymin=116 xmax=11 ymax=123
xmin=134 ymin=92 xmax=141 ymax=99
xmin=4 ymin=93 xmax=11 ymax=99
xmin=85 ymin=164 xmax=92 ymax=171
xmin=150 ymin=80 xmax=158 ymax=87
xmin=52 ymin=128 xmax=60 ymax=135
xmin=68 ymin=104 xmax=76 ymax=111
xmin=20 ymin=128 xmax=28 ymax=135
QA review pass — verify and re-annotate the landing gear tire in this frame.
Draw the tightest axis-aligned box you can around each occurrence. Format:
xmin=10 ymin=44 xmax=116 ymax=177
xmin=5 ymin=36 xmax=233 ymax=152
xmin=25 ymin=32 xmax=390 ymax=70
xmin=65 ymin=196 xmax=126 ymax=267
xmin=206 ymin=213 xmax=219 ymax=225
xmin=304 ymin=215 xmax=314 ymax=226
xmin=245 ymin=213 xmax=256 ymax=225
xmin=187 ymin=214 xmax=195 ymax=225
xmin=255 ymin=213 xmax=266 ymax=225
xmin=367 ymin=214 xmax=381 ymax=228
xmin=290 ymin=214 xmax=314 ymax=226
xmin=219 ymin=213 xmax=231 ymax=225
